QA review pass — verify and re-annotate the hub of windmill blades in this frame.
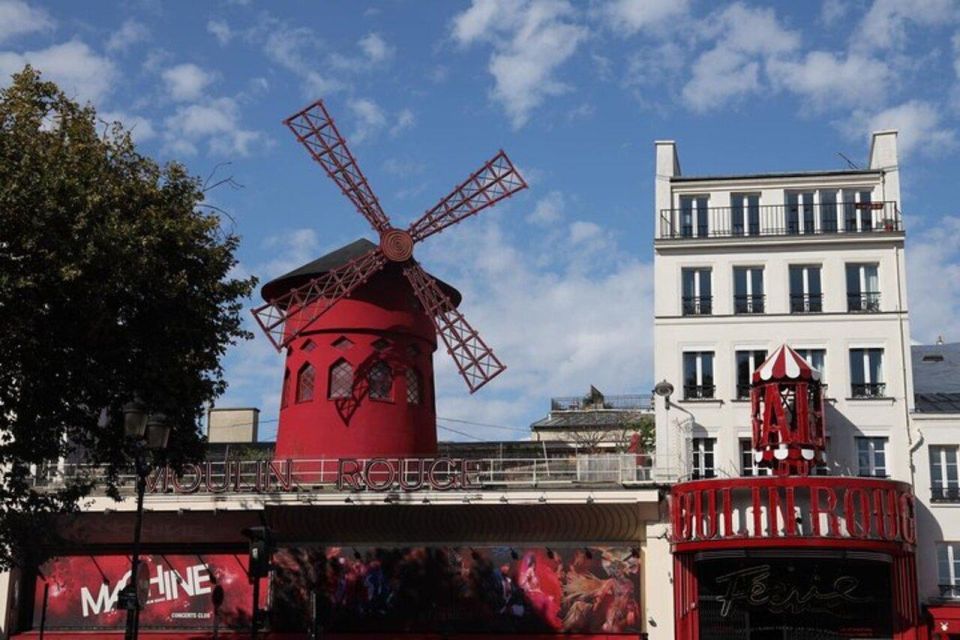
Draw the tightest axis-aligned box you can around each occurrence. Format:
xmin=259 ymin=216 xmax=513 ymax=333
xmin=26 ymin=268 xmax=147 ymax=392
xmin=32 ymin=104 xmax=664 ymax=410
xmin=251 ymin=98 xmax=528 ymax=394
xmin=379 ymin=228 xmax=414 ymax=262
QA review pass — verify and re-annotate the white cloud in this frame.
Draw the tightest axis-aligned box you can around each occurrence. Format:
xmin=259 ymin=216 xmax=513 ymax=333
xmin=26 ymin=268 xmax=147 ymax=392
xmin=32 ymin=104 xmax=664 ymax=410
xmin=358 ymin=32 xmax=392 ymax=64
xmin=330 ymin=31 xmax=395 ymax=72
xmin=100 ymin=110 xmax=156 ymax=143
xmin=207 ymin=19 xmax=233 ymax=46
xmin=846 ymin=100 xmax=956 ymax=158
xmin=161 ymin=63 xmax=216 ymax=102
xmin=682 ymin=3 xmax=800 ymax=112
xmin=820 ymin=0 xmax=850 ymax=25
xmin=526 ymin=190 xmax=565 ymax=225
xmin=262 ymin=23 xmax=341 ymax=96
xmin=853 ymin=0 xmax=957 ymax=52
xmin=0 ymin=0 xmax=52 ymax=44
xmin=0 ymin=40 xmax=117 ymax=105
xmin=907 ymin=216 xmax=960 ymax=344
xmin=106 ymin=19 xmax=148 ymax=53
xmin=390 ymin=108 xmax=415 ymax=136
xmin=383 ymin=156 xmax=425 ymax=178
xmin=347 ymin=97 xmax=386 ymax=143
xmin=598 ymin=0 xmax=690 ymax=36
xmin=163 ymin=97 xmax=263 ymax=157
xmin=768 ymin=52 xmax=892 ymax=109
xmin=451 ymin=0 xmax=588 ymax=128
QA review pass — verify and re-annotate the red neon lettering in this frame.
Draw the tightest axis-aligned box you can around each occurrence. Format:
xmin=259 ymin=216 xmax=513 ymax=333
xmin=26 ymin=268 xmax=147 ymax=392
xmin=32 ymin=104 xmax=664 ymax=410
xmin=337 ymin=458 xmax=363 ymax=491
xmin=810 ymin=485 xmax=839 ymax=537
xmin=428 ymin=458 xmax=457 ymax=490
xmin=365 ymin=458 xmax=398 ymax=491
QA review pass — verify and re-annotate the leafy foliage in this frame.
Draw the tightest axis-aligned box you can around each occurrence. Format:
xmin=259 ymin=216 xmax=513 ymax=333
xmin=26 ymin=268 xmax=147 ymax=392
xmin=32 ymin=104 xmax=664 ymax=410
xmin=0 ymin=67 xmax=256 ymax=567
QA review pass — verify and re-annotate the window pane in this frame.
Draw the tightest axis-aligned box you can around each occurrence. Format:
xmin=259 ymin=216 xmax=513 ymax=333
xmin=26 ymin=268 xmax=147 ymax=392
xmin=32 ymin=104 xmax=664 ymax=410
xmin=808 ymin=267 xmax=822 ymax=295
xmin=846 ymin=264 xmax=861 ymax=295
xmin=932 ymin=447 xmax=945 ymax=487
xmin=700 ymin=270 xmax=711 ymax=299
xmin=368 ymin=361 xmax=393 ymax=400
xmin=868 ymin=349 xmax=884 ymax=383
xmin=734 ymin=268 xmax=746 ymax=297
xmin=850 ymin=349 xmax=865 ymax=384
xmin=683 ymin=353 xmax=697 ymax=387
xmin=682 ymin=269 xmax=695 ymax=298
xmin=702 ymin=353 xmax=714 ymax=386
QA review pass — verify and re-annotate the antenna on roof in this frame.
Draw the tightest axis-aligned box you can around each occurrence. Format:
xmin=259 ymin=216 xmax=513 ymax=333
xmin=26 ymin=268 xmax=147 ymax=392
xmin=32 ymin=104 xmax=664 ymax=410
xmin=837 ymin=152 xmax=860 ymax=170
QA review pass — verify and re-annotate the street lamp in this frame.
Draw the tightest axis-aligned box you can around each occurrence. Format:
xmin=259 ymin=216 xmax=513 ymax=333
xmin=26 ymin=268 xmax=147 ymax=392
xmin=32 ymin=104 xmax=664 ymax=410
xmin=120 ymin=399 xmax=170 ymax=640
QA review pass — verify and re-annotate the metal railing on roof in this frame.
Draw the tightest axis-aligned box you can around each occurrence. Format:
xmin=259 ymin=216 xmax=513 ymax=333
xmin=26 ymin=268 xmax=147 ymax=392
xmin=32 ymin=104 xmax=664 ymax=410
xmin=549 ymin=395 xmax=653 ymax=411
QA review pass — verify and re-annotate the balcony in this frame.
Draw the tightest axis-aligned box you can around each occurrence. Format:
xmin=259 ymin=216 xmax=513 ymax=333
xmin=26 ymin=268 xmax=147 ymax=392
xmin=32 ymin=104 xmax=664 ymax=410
xmin=931 ymin=487 xmax=960 ymax=503
xmin=848 ymin=291 xmax=881 ymax=312
xmin=658 ymin=201 xmax=900 ymax=240
xmin=940 ymin=585 xmax=960 ymax=598
xmin=734 ymin=294 xmax=765 ymax=314
xmin=790 ymin=293 xmax=823 ymax=313
xmin=682 ymin=295 xmax=712 ymax=316
xmin=851 ymin=382 xmax=886 ymax=398
xmin=684 ymin=384 xmax=715 ymax=400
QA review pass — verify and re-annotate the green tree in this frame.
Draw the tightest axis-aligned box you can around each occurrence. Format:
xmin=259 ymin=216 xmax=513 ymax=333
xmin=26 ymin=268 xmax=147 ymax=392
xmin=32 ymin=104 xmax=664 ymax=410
xmin=0 ymin=67 xmax=256 ymax=567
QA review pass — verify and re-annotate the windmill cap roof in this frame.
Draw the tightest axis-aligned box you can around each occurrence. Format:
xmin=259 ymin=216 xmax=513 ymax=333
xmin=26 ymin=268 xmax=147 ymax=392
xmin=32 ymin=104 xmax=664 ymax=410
xmin=260 ymin=238 xmax=462 ymax=306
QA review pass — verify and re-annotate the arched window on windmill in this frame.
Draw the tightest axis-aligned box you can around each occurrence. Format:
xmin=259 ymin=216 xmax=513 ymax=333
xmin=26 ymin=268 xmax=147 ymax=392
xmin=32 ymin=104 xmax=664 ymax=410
xmin=280 ymin=368 xmax=291 ymax=408
xmin=329 ymin=359 xmax=353 ymax=399
xmin=368 ymin=360 xmax=393 ymax=401
xmin=405 ymin=367 xmax=422 ymax=405
xmin=296 ymin=363 xmax=315 ymax=403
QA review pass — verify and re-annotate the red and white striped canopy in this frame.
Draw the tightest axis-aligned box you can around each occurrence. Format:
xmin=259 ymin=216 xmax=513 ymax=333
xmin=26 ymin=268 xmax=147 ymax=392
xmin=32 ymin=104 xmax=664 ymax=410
xmin=753 ymin=344 xmax=821 ymax=382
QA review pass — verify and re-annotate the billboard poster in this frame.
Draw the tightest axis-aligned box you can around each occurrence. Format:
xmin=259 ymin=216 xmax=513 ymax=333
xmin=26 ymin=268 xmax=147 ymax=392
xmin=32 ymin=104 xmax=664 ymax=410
xmin=34 ymin=553 xmax=265 ymax=630
xmin=271 ymin=545 xmax=641 ymax=635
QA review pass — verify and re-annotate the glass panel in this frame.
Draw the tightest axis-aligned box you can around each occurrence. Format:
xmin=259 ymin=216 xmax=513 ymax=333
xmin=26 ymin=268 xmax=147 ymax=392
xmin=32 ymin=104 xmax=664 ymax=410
xmin=850 ymin=349 xmax=865 ymax=385
xmin=846 ymin=264 xmax=861 ymax=295
xmin=682 ymin=269 xmax=695 ymax=298
xmin=843 ymin=189 xmax=858 ymax=231
xmin=701 ymin=353 xmax=714 ymax=387
xmin=865 ymin=264 xmax=879 ymax=292
xmin=789 ymin=266 xmax=803 ymax=297
xmin=747 ymin=195 xmax=760 ymax=235
xmin=868 ymin=349 xmax=884 ymax=384
xmin=696 ymin=197 xmax=709 ymax=237
xmin=732 ymin=194 xmax=744 ymax=236
xmin=680 ymin=196 xmax=693 ymax=237
xmin=939 ymin=544 xmax=951 ymax=583
xmin=734 ymin=268 xmax=746 ymax=297
xmin=820 ymin=190 xmax=838 ymax=232
xmin=736 ymin=352 xmax=750 ymax=397
xmin=786 ymin=191 xmax=799 ymax=234
xmin=699 ymin=270 xmax=712 ymax=299
xmin=683 ymin=353 xmax=697 ymax=388
xmin=859 ymin=190 xmax=873 ymax=230
xmin=808 ymin=267 xmax=822 ymax=295
xmin=948 ymin=448 xmax=959 ymax=487
xmin=751 ymin=268 xmax=763 ymax=297
xmin=932 ymin=447 xmax=945 ymax=488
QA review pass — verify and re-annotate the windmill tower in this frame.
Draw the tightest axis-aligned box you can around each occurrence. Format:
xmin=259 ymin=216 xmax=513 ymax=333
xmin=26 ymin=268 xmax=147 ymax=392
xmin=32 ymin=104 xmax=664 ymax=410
xmin=254 ymin=100 xmax=527 ymax=460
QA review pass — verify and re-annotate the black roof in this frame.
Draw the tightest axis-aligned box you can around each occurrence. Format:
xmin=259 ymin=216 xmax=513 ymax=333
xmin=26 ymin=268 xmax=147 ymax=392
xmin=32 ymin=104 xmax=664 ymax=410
xmin=912 ymin=343 xmax=960 ymax=413
xmin=672 ymin=169 xmax=880 ymax=183
xmin=261 ymin=238 xmax=461 ymax=306
xmin=530 ymin=410 xmax=644 ymax=430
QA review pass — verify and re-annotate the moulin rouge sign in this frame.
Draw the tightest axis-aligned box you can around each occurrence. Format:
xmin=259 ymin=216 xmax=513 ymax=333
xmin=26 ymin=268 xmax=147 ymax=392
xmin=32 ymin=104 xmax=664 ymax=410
xmin=671 ymin=476 xmax=916 ymax=547
xmin=147 ymin=457 xmax=482 ymax=494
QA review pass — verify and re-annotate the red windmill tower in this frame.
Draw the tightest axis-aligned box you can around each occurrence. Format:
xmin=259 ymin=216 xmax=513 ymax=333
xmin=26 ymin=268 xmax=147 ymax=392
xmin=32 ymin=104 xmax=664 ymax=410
xmin=750 ymin=344 xmax=827 ymax=475
xmin=253 ymin=100 xmax=527 ymax=460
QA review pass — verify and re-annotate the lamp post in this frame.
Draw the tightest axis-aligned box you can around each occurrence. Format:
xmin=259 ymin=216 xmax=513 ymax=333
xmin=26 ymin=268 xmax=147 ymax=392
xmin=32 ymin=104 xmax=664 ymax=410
xmin=120 ymin=400 xmax=171 ymax=640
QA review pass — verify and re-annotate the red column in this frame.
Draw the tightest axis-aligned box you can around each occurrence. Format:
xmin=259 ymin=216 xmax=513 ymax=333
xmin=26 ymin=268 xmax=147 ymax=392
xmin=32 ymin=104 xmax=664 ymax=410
xmin=673 ymin=553 xmax=699 ymax=640
xmin=893 ymin=552 xmax=923 ymax=640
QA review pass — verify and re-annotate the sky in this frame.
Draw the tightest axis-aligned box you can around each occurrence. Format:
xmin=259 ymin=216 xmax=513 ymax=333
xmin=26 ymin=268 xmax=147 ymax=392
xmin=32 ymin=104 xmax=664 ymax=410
xmin=3 ymin=0 xmax=960 ymax=442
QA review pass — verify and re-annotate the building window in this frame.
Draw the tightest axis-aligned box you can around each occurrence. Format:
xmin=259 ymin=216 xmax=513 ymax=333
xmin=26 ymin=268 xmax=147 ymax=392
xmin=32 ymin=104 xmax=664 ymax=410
xmin=938 ymin=543 xmax=960 ymax=598
xmin=683 ymin=352 xmax=715 ymax=399
xmin=735 ymin=350 xmax=767 ymax=399
xmin=405 ymin=368 xmax=421 ymax=405
xmin=849 ymin=348 xmax=884 ymax=398
xmin=786 ymin=191 xmax=816 ymax=234
xmin=280 ymin=368 xmax=290 ymax=408
xmin=733 ymin=266 xmax=764 ymax=314
xmin=681 ymin=268 xmax=712 ymax=315
xmin=368 ymin=360 xmax=393 ymax=401
xmin=931 ymin=446 xmax=960 ymax=502
xmin=731 ymin=193 xmax=760 ymax=236
xmin=789 ymin=265 xmax=823 ymax=312
xmin=328 ymin=359 xmax=353 ymax=399
xmin=843 ymin=189 xmax=874 ymax=232
xmin=856 ymin=437 xmax=888 ymax=477
xmin=692 ymin=438 xmax=716 ymax=479
xmin=679 ymin=195 xmax=709 ymax=238
xmin=819 ymin=190 xmax=839 ymax=232
xmin=296 ymin=363 xmax=315 ymax=403
xmin=739 ymin=439 xmax=770 ymax=476
xmin=795 ymin=348 xmax=826 ymax=382
xmin=846 ymin=263 xmax=880 ymax=312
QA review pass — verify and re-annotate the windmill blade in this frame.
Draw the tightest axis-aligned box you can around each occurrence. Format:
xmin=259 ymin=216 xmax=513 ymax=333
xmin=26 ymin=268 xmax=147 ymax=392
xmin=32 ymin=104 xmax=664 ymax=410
xmin=285 ymin=100 xmax=392 ymax=233
xmin=403 ymin=263 xmax=505 ymax=393
xmin=252 ymin=248 xmax=388 ymax=351
xmin=408 ymin=150 xmax=527 ymax=244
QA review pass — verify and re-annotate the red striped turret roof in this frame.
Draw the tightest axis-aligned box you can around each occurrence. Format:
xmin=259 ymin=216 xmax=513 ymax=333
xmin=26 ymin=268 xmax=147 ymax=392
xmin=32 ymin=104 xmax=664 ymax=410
xmin=753 ymin=344 xmax=821 ymax=382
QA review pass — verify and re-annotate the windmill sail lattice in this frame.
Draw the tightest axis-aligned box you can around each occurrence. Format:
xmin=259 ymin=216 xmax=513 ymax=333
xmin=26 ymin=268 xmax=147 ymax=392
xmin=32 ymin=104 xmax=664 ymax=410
xmin=252 ymin=99 xmax=527 ymax=393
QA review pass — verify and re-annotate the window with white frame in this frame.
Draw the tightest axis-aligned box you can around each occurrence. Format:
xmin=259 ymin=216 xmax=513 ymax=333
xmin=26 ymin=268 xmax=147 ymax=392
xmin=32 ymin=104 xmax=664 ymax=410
xmin=819 ymin=189 xmax=839 ymax=232
xmin=733 ymin=266 xmax=764 ymax=314
xmin=786 ymin=191 xmax=816 ymax=234
xmin=692 ymin=437 xmax=716 ymax=479
xmin=735 ymin=350 xmax=767 ymax=399
xmin=740 ymin=438 xmax=770 ymax=476
xmin=679 ymin=195 xmax=709 ymax=238
xmin=731 ymin=193 xmax=760 ymax=236
xmin=931 ymin=445 xmax=960 ymax=502
xmin=789 ymin=265 xmax=823 ymax=313
xmin=938 ymin=543 xmax=960 ymax=597
xmin=846 ymin=263 xmax=880 ymax=312
xmin=681 ymin=268 xmax=712 ymax=315
xmin=795 ymin=348 xmax=826 ymax=383
xmin=683 ymin=351 xmax=715 ymax=399
xmin=856 ymin=437 xmax=888 ymax=477
xmin=849 ymin=348 xmax=884 ymax=398
xmin=842 ymin=188 xmax=874 ymax=232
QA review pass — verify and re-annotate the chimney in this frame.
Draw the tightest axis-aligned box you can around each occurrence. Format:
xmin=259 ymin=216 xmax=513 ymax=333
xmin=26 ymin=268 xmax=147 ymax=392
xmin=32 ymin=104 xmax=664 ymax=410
xmin=654 ymin=140 xmax=680 ymax=238
xmin=868 ymin=130 xmax=901 ymax=211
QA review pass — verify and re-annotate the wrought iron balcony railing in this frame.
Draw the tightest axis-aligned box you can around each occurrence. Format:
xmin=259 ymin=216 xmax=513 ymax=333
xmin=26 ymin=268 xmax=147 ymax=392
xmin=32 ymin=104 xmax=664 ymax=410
xmin=790 ymin=293 xmax=823 ymax=313
xmin=851 ymin=382 xmax=886 ymax=398
xmin=848 ymin=291 xmax=881 ymax=312
xmin=736 ymin=383 xmax=752 ymax=400
xmin=684 ymin=384 xmax=716 ymax=400
xmin=659 ymin=201 xmax=900 ymax=240
xmin=549 ymin=394 xmax=652 ymax=411
xmin=932 ymin=486 xmax=960 ymax=502
xmin=940 ymin=584 xmax=960 ymax=598
xmin=682 ymin=295 xmax=712 ymax=316
xmin=734 ymin=294 xmax=765 ymax=314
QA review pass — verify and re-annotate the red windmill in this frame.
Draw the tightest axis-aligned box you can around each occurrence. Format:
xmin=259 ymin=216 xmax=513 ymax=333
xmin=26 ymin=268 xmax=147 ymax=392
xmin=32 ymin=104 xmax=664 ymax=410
xmin=750 ymin=344 xmax=827 ymax=476
xmin=253 ymin=100 xmax=527 ymax=460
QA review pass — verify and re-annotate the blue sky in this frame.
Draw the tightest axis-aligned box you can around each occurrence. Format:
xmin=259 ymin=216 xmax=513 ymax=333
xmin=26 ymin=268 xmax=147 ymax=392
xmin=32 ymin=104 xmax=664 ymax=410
xmin=4 ymin=0 xmax=960 ymax=441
